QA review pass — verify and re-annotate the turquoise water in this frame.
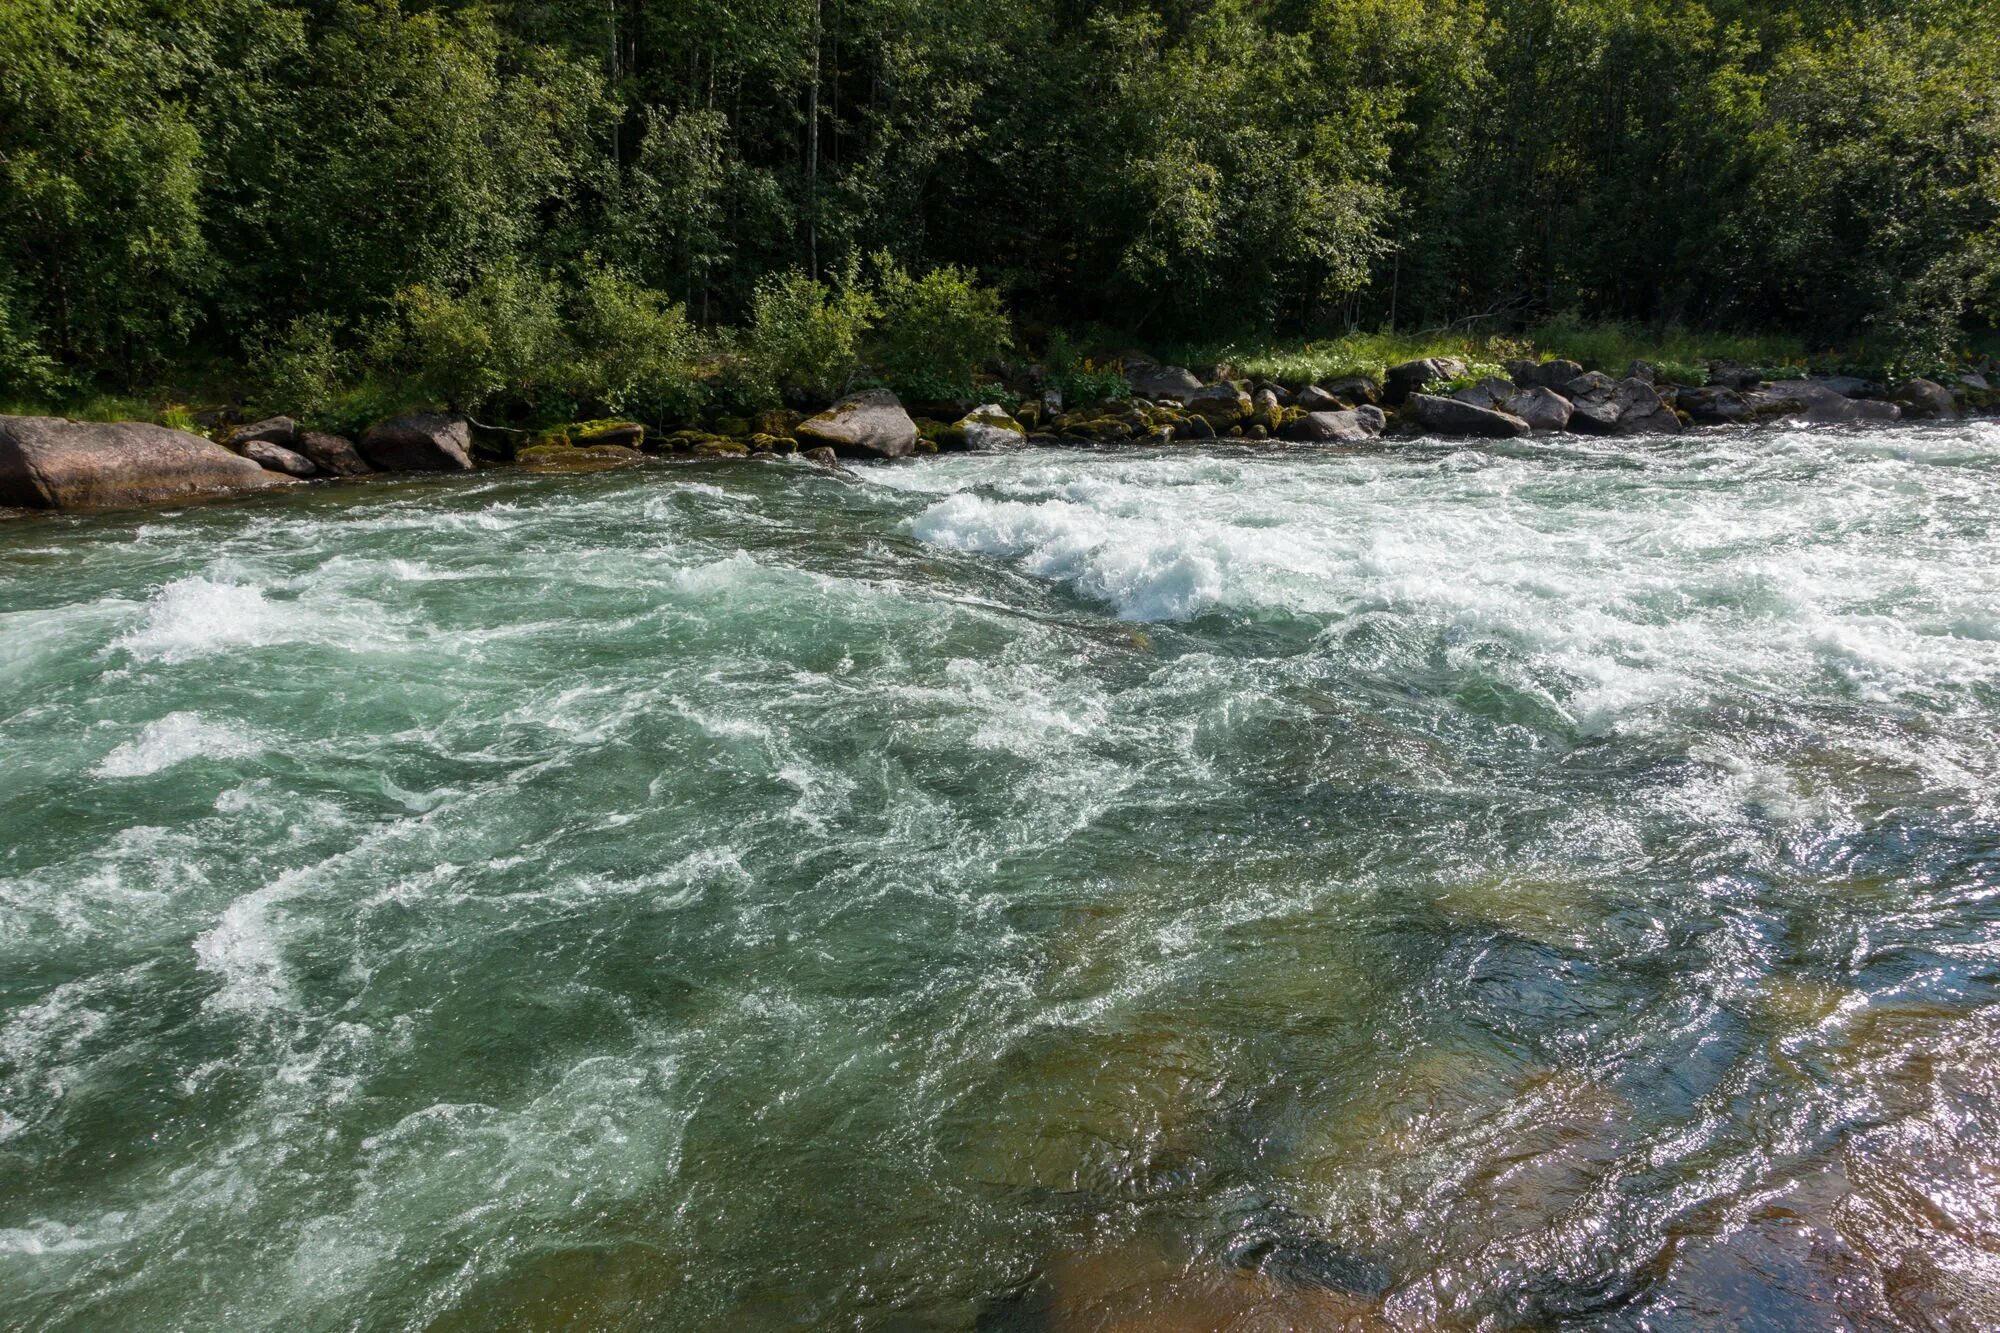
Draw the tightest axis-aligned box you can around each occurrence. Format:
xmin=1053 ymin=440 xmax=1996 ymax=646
xmin=4 ymin=427 xmax=2000 ymax=1330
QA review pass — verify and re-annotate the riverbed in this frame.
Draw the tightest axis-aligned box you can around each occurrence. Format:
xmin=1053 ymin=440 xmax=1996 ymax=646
xmin=4 ymin=425 xmax=1999 ymax=1329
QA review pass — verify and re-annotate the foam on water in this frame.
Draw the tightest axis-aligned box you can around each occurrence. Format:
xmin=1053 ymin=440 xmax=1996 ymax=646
xmin=4 ymin=426 xmax=2000 ymax=1330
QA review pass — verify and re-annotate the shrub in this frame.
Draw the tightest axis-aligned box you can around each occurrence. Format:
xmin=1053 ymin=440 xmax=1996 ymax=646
xmin=1042 ymin=331 xmax=1131 ymax=405
xmin=871 ymin=255 xmax=1011 ymax=401
xmin=250 ymin=314 xmax=347 ymax=418
xmin=744 ymin=262 xmax=878 ymax=402
xmin=558 ymin=263 xmax=708 ymax=423
xmin=373 ymin=262 xmax=565 ymax=413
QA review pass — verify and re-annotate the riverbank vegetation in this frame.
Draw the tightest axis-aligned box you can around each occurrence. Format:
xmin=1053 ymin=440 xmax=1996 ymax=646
xmin=3 ymin=0 xmax=1996 ymax=429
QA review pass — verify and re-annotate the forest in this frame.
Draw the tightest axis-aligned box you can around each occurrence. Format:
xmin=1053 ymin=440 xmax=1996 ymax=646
xmin=2 ymin=0 xmax=1996 ymax=426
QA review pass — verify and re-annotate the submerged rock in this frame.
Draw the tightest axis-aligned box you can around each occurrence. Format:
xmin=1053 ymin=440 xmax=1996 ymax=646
xmin=0 ymin=415 xmax=292 ymax=510
xmin=795 ymin=388 xmax=918 ymax=459
xmin=1409 ymin=393 xmax=1530 ymax=438
xmin=359 ymin=412 xmax=475 ymax=471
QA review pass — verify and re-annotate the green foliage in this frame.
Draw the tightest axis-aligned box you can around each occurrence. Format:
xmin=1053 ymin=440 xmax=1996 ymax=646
xmin=556 ymin=264 xmax=707 ymax=423
xmin=744 ymin=264 xmax=879 ymax=402
xmin=251 ymin=315 xmax=346 ymax=419
xmin=372 ymin=263 xmax=566 ymax=413
xmin=871 ymin=256 xmax=1012 ymax=401
xmin=1041 ymin=334 xmax=1132 ymax=405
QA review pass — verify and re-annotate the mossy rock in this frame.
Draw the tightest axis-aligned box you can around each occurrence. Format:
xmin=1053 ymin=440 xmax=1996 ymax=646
xmin=749 ymin=433 xmax=798 ymax=455
xmin=751 ymin=408 xmax=802 ymax=436
xmin=915 ymin=437 xmax=940 ymax=454
xmin=529 ymin=419 xmax=645 ymax=451
xmin=913 ymin=417 xmax=952 ymax=440
xmin=689 ymin=439 xmax=749 ymax=458
xmin=516 ymin=442 xmax=645 ymax=471
xmin=712 ymin=416 xmax=754 ymax=439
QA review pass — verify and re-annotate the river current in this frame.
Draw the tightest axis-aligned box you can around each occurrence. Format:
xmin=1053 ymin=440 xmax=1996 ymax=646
xmin=3 ymin=425 xmax=1999 ymax=1330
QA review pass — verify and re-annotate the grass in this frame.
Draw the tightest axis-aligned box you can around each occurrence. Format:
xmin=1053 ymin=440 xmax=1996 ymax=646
xmin=1163 ymin=319 xmax=1823 ymax=388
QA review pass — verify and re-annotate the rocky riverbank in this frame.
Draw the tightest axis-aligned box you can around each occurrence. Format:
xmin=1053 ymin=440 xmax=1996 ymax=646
xmin=4 ymin=354 xmax=1996 ymax=513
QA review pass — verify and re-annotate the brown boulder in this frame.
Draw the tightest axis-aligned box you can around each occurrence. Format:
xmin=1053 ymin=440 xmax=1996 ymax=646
xmin=0 ymin=416 xmax=293 ymax=510
xmin=358 ymin=412 xmax=475 ymax=471
xmin=295 ymin=431 xmax=372 ymax=477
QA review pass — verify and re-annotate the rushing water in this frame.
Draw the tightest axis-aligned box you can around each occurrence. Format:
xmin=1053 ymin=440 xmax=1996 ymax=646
xmin=3 ymin=425 xmax=2000 ymax=1331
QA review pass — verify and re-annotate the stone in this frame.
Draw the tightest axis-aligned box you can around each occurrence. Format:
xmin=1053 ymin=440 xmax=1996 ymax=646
xmin=1507 ymin=359 xmax=1583 ymax=391
xmin=1317 ymin=374 xmax=1381 ymax=406
xmin=1958 ymin=372 xmax=1991 ymax=392
xmin=1677 ymin=387 xmax=1752 ymax=426
xmin=1184 ymin=382 xmax=1253 ymax=425
xmin=1385 ymin=358 xmax=1466 ymax=405
xmin=228 ymin=415 xmax=299 ymax=449
xmin=1888 ymin=377 xmax=1955 ymax=418
xmin=1559 ymin=372 xmax=1623 ymax=434
xmin=802 ymin=446 xmax=840 ymax=468
xmin=1177 ymin=414 xmax=1216 ymax=441
xmin=240 ymin=438 xmax=319 ymax=477
xmin=0 ymin=416 xmax=292 ymax=510
xmin=944 ymin=404 xmax=1026 ymax=452
xmin=1502 ymin=386 xmax=1573 ymax=432
xmin=1294 ymin=384 xmax=1343 ymax=411
xmin=1744 ymin=380 xmax=1900 ymax=425
xmin=1285 ymin=407 xmax=1386 ymax=443
xmin=794 ymin=388 xmax=919 ymax=459
xmin=358 ymin=412 xmax=475 ymax=471
xmin=1250 ymin=388 xmax=1283 ymax=432
xmin=1706 ymin=360 xmax=1761 ymax=390
xmin=515 ymin=443 xmax=644 ymax=471
xmin=1450 ymin=377 xmax=1516 ymax=411
xmin=1624 ymin=360 xmax=1657 ymax=385
xmin=294 ymin=430 xmax=372 ymax=476
xmin=1126 ymin=362 xmax=1203 ymax=400
xmin=1409 ymin=393 xmax=1530 ymax=438
xmin=574 ymin=421 xmax=647 ymax=449
xmin=1611 ymin=377 xmax=1682 ymax=434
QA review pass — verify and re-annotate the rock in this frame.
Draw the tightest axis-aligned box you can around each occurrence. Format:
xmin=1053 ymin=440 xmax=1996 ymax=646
xmin=1706 ymin=360 xmax=1761 ymax=390
xmin=1126 ymin=362 xmax=1203 ymax=400
xmin=1959 ymin=372 xmax=1991 ymax=392
xmin=1177 ymin=414 xmax=1216 ymax=441
xmin=239 ymin=438 xmax=319 ymax=477
xmin=1502 ymin=386 xmax=1573 ymax=432
xmin=228 ymin=415 xmax=298 ymax=449
xmin=1611 ymin=377 xmax=1682 ymax=434
xmin=1744 ymin=380 xmax=1900 ymax=424
xmin=0 ymin=416 xmax=293 ymax=510
xmin=1409 ymin=393 xmax=1530 ymax=438
xmin=1559 ymin=372 xmax=1623 ymax=434
xmin=515 ymin=443 xmax=644 ymax=471
xmin=1677 ymin=386 xmax=1752 ymax=426
xmin=1250 ymin=388 xmax=1283 ymax=432
xmin=1184 ymin=382 xmax=1253 ymax=425
xmin=794 ymin=388 xmax=918 ymax=460
xmin=1507 ymin=359 xmax=1583 ymax=391
xmin=1041 ymin=388 xmax=1063 ymax=420
xmin=1450 ymin=377 xmax=1516 ymax=411
xmin=802 ymin=446 xmax=840 ymax=468
xmin=1385 ymin=358 xmax=1467 ymax=406
xmin=358 ymin=412 xmax=475 ymax=471
xmin=1889 ymin=377 xmax=1955 ymax=418
xmin=1285 ymin=407 xmax=1387 ymax=443
xmin=1294 ymin=384 xmax=1344 ymax=411
xmin=944 ymin=404 xmax=1025 ymax=452
xmin=1624 ymin=360 xmax=1657 ymax=384
xmin=1317 ymin=374 xmax=1381 ymax=406
xmin=574 ymin=421 xmax=646 ymax=449
xmin=294 ymin=430 xmax=372 ymax=476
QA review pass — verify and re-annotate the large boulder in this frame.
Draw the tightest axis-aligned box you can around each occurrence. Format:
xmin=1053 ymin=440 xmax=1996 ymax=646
xmin=1386 ymin=358 xmax=1466 ymax=406
xmin=0 ymin=416 xmax=293 ymax=510
xmin=1126 ymin=362 xmax=1203 ymax=400
xmin=1294 ymin=384 xmax=1344 ymax=411
xmin=1285 ymin=407 xmax=1387 ymax=443
xmin=1502 ymin=386 xmax=1573 ymax=432
xmin=1409 ymin=394 xmax=1530 ymax=438
xmin=295 ymin=430 xmax=372 ymax=477
xmin=1184 ymin=382 xmax=1253 ymax=425
xmin=240 ymin=439 xmax=319 ymax=477
xmin=228 ymin=415 xmax=299 ymax=449
xmin=359 ymin=412 xmax=475 ymax=471
xmin=1744 ymin=380 xmax=1900 ymax=425
xmin=943 ymin=404 xmax=1025 ymax=452
xmin=1611 ymin=377 xmax=1682 ymax=434
xmin=1889 ymin=377 xmax=1955 ymax=419
xmin=795 ymin=389 xmax=918 ymax=459
xmin=1561 ymin=373 xmax=1681 ymax=435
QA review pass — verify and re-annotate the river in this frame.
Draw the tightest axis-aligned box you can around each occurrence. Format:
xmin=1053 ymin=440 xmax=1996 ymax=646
xmin=4 ymin=425 xmax=1999 ymax=1329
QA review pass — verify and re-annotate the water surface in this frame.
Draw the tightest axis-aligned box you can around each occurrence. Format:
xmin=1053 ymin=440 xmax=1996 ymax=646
xmin=4 ymin=427 xmax=2000 ymax=1329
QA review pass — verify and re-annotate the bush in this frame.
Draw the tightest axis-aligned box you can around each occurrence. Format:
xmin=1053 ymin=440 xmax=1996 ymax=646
xmin=744 ymin=263 xmax=878 ymax=402
xmin=558 ymin=263 xmax=708 ymax=423
xmin=372 ymin=262 xmax=565 ymax=413
xmin=871 ymin=255 xmax=1011 ymax=401
xmin=1041 ymin=332 xmax=1131 ymax=405
xmin=250 ymin=314 xmax=347 ymax=418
